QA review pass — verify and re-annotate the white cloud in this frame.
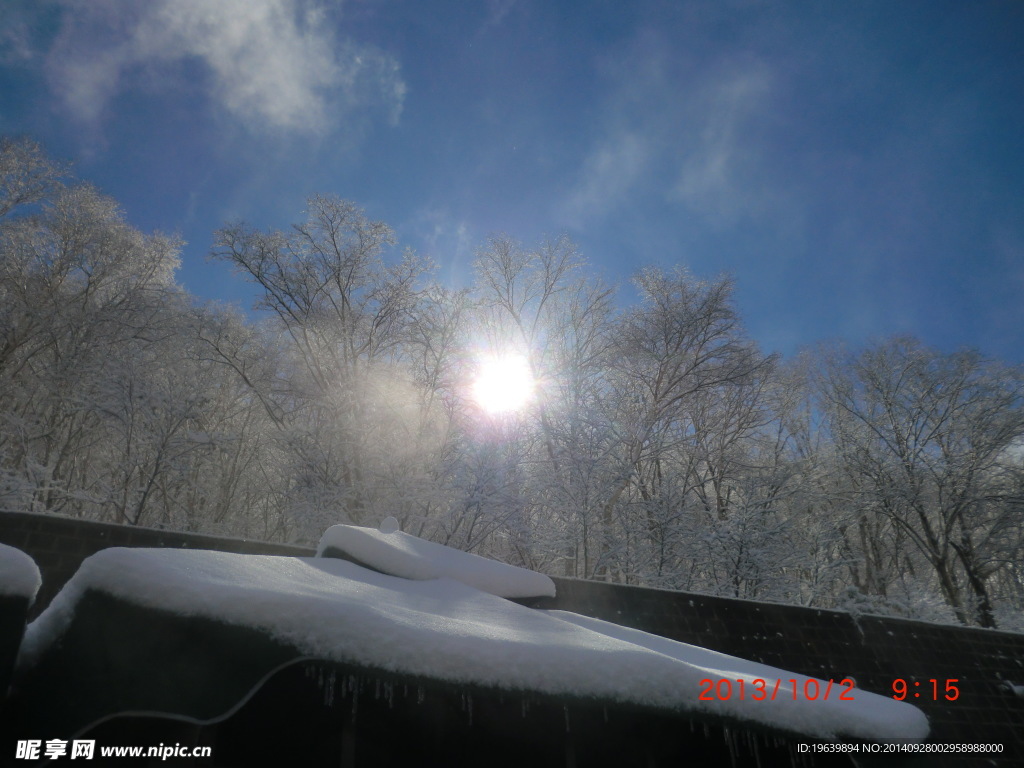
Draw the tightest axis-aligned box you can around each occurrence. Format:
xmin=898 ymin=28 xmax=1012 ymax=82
xmin=0 ymin=6 xmax=38 ymax=66
xmin=561 ymin=132 xmax=650 ymax=227
xmin=479 ymin=0 xmax=518 ymax=33
xmin=670 ymin=64 xmax=775 ymax=226
xmin=408 ymin=206 xmax=474 ymax=286
xmin=45 ymin=0 xmax=405 ymax=135
xmin=560 ymin=28 xmax=795 ymax=232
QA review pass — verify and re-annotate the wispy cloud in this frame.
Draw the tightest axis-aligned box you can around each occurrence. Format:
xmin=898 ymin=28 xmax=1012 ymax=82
xmin=408 ymin=206 xmax=475 ymax=287
xmin=0 ymin=4 xmax=39 ymax=66
xmin=560 ymin=132 xmax=650 ymax=228
xmin=480 ymin=0 xmax=519 ymax=33
xmin=45 ymin=0 xmax=405 ymax=136
xmin=560 ymin=27 xmax=793 ymax=232
xmin=669 ymin=63 xmax=776 ymax=226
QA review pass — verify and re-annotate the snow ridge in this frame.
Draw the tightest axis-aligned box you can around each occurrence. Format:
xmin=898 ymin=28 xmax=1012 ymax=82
xmin=317 ymin=520 xmax=556 ymax=599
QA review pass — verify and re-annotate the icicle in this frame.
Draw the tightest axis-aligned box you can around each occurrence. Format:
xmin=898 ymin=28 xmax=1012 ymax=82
xmin=385 ymin=681 xmax=394 ymax=709
xmin=417 ymin=685 xmax=425 ymax=705
xmin=564 ymin=731 xmax=576 ymax=768
xmin=323 ymin=669 xmax=337 ymax=707
xmin=466 ymin=693 xmax=473 ymax=726
xmin=521 ymin=698 xmax=529 ymax=719
xmin=375 ymin=678 xmax=381 ymax=700
xmin=563 ymin=705 xmax=570 ymax=734
xmin=789 ymin=741 xmax=812 ymax=768
xmin=723 ymin=726 xmax=737 ymax=768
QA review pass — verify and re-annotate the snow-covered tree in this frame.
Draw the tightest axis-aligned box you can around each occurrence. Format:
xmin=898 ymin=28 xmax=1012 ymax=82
xmin=815 ymin=337 xmax=1024 ymax=627
xmin=211 ymin=196 xmax=435 ymax=533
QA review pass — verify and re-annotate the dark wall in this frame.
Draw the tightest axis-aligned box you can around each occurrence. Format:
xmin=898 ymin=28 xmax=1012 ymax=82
xmin=0 ymin=511 xmax=314 ymax=619
xmin=2 ymin=511 xmax=1023 ymax=766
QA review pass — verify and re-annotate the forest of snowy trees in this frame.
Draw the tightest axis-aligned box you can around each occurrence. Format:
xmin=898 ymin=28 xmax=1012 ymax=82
xmin=2 ymin=136 xmax=1022 ymax=629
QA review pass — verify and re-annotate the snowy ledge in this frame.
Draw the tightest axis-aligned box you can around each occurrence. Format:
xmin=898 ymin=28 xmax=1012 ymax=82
xmin=19 ymin=547 xmax=929 ymax=744
xmin=316 ymin=519 xmax=557 ymax=599
xmin=0 ymin=543 xmax=41 ymax=603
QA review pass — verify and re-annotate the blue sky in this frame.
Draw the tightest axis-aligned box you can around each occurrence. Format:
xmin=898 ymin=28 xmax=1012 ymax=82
xmin=2 ymin=0 xmax=1022 ymax=363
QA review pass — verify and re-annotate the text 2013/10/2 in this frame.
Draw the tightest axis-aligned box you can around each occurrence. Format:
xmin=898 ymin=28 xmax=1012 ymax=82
xmin=698 ymin=677 xmax=857 ymax=702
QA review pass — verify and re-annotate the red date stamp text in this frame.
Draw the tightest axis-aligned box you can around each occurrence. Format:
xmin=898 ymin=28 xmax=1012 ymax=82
xmin=699 ymin=677 xmax=857 ymax=702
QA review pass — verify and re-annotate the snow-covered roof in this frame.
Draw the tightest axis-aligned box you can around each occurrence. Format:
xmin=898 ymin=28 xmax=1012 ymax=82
xmin=316 ymin=517 xmax=556 ymax=598
xmin=0 ymin=542 xmax=41 ymax=603
xmin=20 ymin=544 xmax=929 ymax=743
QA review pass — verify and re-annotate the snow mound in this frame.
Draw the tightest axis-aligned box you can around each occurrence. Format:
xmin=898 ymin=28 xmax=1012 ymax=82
xmin=0 ymin=543 xmax=41 ymax=602
xmin=20 ymin=548 xmax=929 ymax=744
xmin=547 ymin=611 xmax=929 ymax=744
xmin=317 ymin=522 xmax=556 ymax=599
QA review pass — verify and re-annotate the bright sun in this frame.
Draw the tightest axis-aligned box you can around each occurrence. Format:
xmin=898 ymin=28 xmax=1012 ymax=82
xmin=472 ymin=354 xmax=535 ymax=414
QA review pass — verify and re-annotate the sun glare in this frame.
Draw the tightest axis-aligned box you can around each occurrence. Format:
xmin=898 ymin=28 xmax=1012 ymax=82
xmin=472 ymin=354 xmax=535 ymax=414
